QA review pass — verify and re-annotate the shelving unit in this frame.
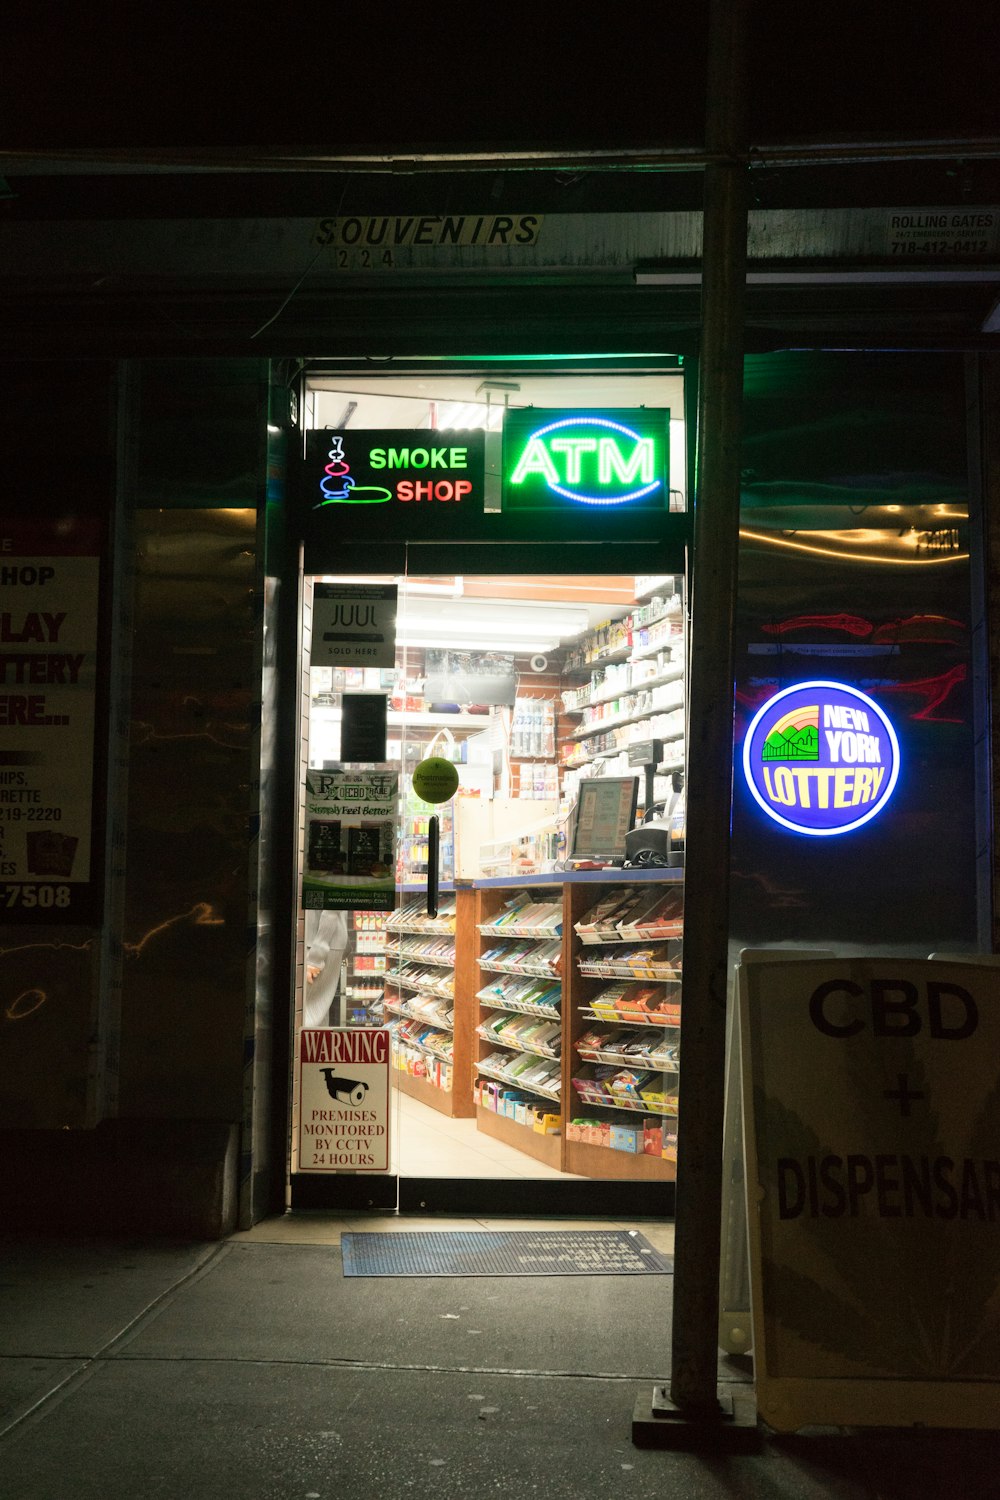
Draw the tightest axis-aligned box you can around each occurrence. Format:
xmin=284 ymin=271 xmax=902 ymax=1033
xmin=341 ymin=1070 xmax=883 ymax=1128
xmin=563 ymin=880 xmax=682 ymax=1180
xmin=344 ymin=909 xmax=388 ymax=1022
xmin=472 ymin=888 xmax=565 ymax=1169
xmin=460 ymin=873 xmax=683 ymax=1180
xmin=558 ymin=588 xmax=686 ymax=792
xmin=398 ymin=793 xmax=456 ymax=885
xmin=384 ymin=894 xmax=474 ymax=1117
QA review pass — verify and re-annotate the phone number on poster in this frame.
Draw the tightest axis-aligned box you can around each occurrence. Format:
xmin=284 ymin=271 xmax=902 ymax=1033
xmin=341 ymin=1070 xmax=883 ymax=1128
xmin=0 ymin=807 xmax=63 ymax=820
xmin=1 ymin=884 xmax=72 ymax=908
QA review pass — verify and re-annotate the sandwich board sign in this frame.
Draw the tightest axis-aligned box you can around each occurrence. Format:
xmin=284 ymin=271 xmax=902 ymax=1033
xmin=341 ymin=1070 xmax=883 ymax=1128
xmin=738 ymin=955 xmax=1000 ymax=1431
xmin=298 ymin=1027 xmax=391 ymax=1172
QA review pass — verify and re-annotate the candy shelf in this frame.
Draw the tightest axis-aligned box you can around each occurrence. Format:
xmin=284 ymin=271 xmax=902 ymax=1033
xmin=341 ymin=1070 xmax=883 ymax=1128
xmin=562 ymin=880 xmax=682 ymax=1182
xmin=472 ymin=886 xmax=567 ymax=1168
xmin=383 ymin=874 xmax=686 ymax=1174
xmin=384 ymin=893 xmax=474 ymax=1118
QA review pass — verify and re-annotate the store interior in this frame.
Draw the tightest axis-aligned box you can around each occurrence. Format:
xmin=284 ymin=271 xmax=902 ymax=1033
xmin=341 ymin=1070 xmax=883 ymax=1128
xmin=295 ymin=371 xmax=688 ymax=1186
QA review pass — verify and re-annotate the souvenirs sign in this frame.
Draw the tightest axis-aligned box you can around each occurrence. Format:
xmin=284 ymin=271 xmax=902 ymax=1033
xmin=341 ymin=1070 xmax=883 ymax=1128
xmin=298 ymin=1027 xmax=391 ymax=1172
xmin=739 ymin=955 xmax=1000 ymax=1431
xmin=742 ymin=680 xmax=900 ymax=836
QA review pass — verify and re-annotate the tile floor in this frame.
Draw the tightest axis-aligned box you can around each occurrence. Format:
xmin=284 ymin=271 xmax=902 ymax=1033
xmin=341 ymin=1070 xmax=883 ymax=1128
xmin=390 ymin=1088 xmax=575 ymax=1179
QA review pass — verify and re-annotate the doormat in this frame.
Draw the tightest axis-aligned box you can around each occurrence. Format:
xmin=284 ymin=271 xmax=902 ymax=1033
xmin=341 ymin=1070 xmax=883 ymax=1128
xmin=341 ymin=1229 xmax=673 ymax=1277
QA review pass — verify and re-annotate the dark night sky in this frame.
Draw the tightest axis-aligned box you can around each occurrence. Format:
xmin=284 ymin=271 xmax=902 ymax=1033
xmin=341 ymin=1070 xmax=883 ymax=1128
xmin=1 ymin=5 xmax=996 ymax=154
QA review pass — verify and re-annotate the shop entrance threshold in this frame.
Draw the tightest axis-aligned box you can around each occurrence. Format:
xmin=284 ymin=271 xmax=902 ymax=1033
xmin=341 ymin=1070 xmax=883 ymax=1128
xmin=290 ymin=1172 xmax=674 ymax=1217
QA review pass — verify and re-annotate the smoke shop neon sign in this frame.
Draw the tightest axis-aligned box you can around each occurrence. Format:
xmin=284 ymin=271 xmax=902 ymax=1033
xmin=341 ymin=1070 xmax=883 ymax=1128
xmin=743 ymin=681 xmax=901 ymax=837
xmin=503 ymin=410 xmax=669 ymax=510
xmin=312 ymin=430 xmax=485 ymax=508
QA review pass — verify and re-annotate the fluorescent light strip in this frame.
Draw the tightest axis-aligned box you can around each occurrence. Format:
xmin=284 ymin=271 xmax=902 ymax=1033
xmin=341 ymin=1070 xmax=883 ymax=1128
xmin=401 ymin=612 xmax=587 ymax=636
xmin=403 ymin=636 xmax=561 ymax=653
xmin=403 ymin=615 xmax=584 ymax=638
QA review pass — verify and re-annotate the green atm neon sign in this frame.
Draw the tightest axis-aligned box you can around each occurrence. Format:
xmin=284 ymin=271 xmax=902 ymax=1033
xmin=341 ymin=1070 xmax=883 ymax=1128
xmin=502 ymin=409 xmax=669 ymax=510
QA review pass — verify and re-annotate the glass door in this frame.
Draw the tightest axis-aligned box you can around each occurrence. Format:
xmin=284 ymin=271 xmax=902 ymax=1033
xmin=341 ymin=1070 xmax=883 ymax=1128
xmin=291 ymin=362 xmax=688 ymax=1214
xmin=294 ymin=559 xmax=687 ymax=1213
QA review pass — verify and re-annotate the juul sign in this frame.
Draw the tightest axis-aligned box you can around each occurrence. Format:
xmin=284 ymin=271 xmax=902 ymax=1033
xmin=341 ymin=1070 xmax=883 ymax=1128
xmin=311 ymin=582 xmax=397 ymax=668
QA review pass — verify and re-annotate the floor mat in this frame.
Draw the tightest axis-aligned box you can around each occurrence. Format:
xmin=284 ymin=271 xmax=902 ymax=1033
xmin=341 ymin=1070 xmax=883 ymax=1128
xmin=341 ymin=1229 xmax=673 ymax=1276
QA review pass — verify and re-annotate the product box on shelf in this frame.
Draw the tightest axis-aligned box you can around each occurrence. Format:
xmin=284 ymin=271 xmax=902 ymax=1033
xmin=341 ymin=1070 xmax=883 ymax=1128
xmin=533 ymin=1112 xmax=561 ymax=1135
xmin=643 ymin=1121 xmax=664 ymax=1155
xmin=610 ymin=1123 xmax=643 ymax=1153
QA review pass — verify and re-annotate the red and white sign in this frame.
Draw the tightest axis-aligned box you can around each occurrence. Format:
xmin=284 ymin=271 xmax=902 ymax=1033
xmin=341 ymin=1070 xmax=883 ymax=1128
xmin=298 ymin=1027 xmax=391 ymax=1172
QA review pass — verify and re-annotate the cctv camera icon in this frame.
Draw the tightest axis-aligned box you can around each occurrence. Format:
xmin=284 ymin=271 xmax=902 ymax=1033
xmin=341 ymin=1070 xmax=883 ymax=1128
xmin=320 ymin=1070 xmax=370 ymax=1106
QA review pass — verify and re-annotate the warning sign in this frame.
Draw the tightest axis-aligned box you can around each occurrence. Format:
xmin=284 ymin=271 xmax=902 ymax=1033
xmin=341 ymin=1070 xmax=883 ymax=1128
xmin=298 ymin=1027 xmax=391 ymax=1172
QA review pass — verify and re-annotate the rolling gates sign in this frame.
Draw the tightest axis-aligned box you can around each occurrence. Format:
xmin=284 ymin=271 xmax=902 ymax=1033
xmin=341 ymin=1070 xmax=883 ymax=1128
xmin=298 ymin=1028 xmax=391 ymax=1172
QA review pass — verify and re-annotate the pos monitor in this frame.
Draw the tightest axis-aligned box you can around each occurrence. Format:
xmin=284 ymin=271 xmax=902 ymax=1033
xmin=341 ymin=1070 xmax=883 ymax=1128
xmin=569 ymin=776 xmax=640 ymax=866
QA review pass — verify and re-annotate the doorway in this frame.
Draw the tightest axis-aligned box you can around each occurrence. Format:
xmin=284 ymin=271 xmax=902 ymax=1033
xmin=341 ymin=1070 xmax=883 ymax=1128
xmin=289 ymin=366 xmax=688 ymax=1214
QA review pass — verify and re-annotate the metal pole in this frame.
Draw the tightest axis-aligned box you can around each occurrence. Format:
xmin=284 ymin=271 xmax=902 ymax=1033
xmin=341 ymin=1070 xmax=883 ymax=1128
xmin=668 ymin=0 xmax=749 ymax=1416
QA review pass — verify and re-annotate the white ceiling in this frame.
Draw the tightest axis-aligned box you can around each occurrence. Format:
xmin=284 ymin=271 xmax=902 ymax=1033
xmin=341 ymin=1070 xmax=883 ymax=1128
xmin=307 ymin=373 xmax=685 ymax=431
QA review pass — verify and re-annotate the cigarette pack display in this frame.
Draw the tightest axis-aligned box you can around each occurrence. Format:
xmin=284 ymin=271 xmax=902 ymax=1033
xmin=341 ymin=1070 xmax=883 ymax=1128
xmin=477 ymin=892 xmax=562 ymax=938
xmin=574 ymin=887 xmax=648 ymax=943
xmin=576 ymin=943 xmax=678 ymax=979
xmin=614 ymin=887 xmax=684 ymax=940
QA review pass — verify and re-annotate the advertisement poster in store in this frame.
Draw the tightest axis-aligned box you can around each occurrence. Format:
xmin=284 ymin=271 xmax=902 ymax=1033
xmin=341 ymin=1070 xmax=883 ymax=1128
xmin=304 ymin=766 xmax=397 ymax=911
xmin=311 ymin=581 xmax=397 ymax=669
xmin=0 ymin=522 xmax=101 ymax=924
xmin=739 ymin=956 xmax=1000 ymax=1430
xmin=298 ymin=1027 xmax=391 ymax=1172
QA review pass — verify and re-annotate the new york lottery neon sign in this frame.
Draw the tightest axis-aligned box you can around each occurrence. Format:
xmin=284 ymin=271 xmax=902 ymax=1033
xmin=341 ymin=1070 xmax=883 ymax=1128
xmin=742 ymin=680 xmax=901 ymax=836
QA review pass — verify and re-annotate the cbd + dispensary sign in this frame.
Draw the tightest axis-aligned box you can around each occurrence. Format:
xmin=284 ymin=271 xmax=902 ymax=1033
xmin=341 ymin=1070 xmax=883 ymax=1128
xmin=743 ymin=680 xmax=900 ymax=836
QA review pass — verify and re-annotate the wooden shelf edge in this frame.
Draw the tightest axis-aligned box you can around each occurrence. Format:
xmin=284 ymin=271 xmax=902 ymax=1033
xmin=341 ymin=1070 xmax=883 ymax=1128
xmin=565 ymin=1138 xmax=676 ymax=1180
xmin=393 ymin=1068 xmax=475 ymax=1118
xmin=476 ymin=1105 xmax=563 ymax=1168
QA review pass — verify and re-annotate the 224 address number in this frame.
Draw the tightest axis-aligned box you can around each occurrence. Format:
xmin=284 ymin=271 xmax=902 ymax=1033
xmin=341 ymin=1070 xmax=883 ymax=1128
xmin=2 ymin=884 xmax=72 ymax=908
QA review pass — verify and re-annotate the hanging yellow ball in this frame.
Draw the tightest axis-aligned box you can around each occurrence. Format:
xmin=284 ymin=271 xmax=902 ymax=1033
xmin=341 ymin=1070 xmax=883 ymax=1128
xmin=412 ymin=756 xmax=460 ymax=804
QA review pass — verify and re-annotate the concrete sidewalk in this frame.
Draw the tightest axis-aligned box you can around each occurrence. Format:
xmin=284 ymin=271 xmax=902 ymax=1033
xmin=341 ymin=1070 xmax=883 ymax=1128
xmin=1 ymin=1218 xmax=995 ymax=1499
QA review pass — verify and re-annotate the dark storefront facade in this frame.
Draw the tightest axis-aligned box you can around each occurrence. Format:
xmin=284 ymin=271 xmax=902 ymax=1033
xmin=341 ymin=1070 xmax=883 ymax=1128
xmin=0 ymin=154 xmax=999 ymax=1236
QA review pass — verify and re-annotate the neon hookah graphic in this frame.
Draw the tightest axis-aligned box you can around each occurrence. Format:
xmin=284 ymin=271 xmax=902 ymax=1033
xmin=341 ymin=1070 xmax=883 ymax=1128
xmin=315 ymin=435 xmax=392 ymax=507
